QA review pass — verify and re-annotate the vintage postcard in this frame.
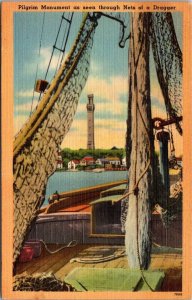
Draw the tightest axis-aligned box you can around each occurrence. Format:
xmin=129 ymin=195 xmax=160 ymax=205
xmin=1 ymin=0 xmax=192 ymax=299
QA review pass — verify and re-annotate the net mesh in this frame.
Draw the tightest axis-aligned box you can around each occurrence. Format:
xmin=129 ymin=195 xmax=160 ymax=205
xmin=13 ymin=13 xmax=97 ymax=263
xmin=121 ymin=12 xmax=183 ymax=232
xmin=150 ymin=12 xmax=182 ymax=134
xmin=13 ymin=12 xmax=183 ymax=264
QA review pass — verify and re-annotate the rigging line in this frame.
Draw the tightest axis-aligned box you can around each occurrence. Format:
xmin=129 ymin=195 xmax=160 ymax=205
xmin=14 ymin=17 xmax=96 ymax=157
xmin=55 ymin=13 xmax=69 ymax=76
xmin=59 ymin=12 xmax=74 ymax=70
xmin=44 ymin=12 xmax=65 ymax=81
xmin=30 ymin=12 xmax=46 ymax=114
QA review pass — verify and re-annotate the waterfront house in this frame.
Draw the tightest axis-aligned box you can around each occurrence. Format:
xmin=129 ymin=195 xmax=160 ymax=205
xmin=68 ymin=159 xmax=80 ymax=170
xmin=56 ymin=151 xmax=63 ymax=169
xmin=106 ymin=156 xmax=121 ymax=167
xmin=122 ymin=157 xmax=127 ymax=167
xmin=80 ymin=156 xmax=95 ymax=166
xmin=95 ymin=158 xmax=109 ymax=166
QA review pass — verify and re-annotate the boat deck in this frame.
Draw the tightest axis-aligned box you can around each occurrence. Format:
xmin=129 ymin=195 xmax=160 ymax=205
xmin=15 ymin=244 xmax=182 ymax=291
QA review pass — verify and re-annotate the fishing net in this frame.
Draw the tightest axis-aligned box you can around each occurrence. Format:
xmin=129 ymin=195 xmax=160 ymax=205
xmin=13 ymin=13 xmax=97 ymax=263
xmin=150 ymin=13 xmax=183 ymax=134
xmin=13 ymin=273 xmax=76 ymax=291
xmin=121 ymin=12 xmax=183 ymax=230
xmin=13 ymin=12 xmax=183 ymax=265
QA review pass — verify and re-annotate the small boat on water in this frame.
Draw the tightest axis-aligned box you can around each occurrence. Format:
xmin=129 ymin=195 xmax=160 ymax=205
xmin=12 ymin=11 xmax=183 ymax=293
xmin=93 ymin=168 xmax=105 ymax=173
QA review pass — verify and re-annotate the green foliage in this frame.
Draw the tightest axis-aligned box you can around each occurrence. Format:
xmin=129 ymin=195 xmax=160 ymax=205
xmin=61 ymin=148 xmax=126 ymax=162
xmin=62 ymin=158 xmax=70 ymax=169
xmin=76 ymin=165 xmax=85 ymax=171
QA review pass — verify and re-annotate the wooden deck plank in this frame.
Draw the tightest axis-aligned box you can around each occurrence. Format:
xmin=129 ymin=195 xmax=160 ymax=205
xmin=149 ymin=254 xmax=166 ymax=270
xmin=17 ymin=251 xmax=63 ymax=275
xmin=116 ymin=258 xmax=129 ymax=269
xmin=173 ymin=255 xmax=182 ymax=269
xmin=31 ymin=248 xmax=74 ymax=275
xmin=15 ymin=245 xmax=54 ymax=274
xmin=36 ymin=244 xmax=88 ymax=274
xmin=55 ymin=261 xmax=81 ymax=281
xmin=16 ymin=244 xmax=88 ymax=275
xmin=160 ymin=254 xmax=175 ymax=270
xmin=15 ymin=244 xmax=182 ymax=292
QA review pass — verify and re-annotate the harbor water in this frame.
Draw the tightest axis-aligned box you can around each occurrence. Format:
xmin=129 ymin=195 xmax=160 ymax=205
xmin=44 ymin=170 xmax=127 ymax=206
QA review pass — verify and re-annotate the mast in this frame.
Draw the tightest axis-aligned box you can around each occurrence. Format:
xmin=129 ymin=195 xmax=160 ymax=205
xmin=125 ymin=13 xmax=154 ymax=269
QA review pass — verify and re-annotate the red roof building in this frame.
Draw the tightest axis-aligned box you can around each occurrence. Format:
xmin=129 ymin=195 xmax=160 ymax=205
xmin=68 ymin=160 xmax=80 ymax=170
xmin=80 ymin=156 xmax=95 ymax=166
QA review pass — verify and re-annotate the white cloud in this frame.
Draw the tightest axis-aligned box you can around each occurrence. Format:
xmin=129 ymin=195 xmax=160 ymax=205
xmin=62 ymin=121 xmax=126 ymax=150
xmin=16 ymin=89 xmax=34 ymax=98
xmin=61 ymin=115 xmax=126 ymax=149
xmin=15 ymin=99 xmax=38 ymax=114
xmin=95 ymin=118 xmax=126 ymax=130
xmin=24 ymin=47 xmax=68 ymax=75
xmin=89 ymin=59 xmax=101 ymax=74
xmin=38 ymin=47 xmax=60 ymax=72
xmin=84 ymin=75 xmax=127 ymax=103
xmin=79 ymin=74 xmax=128 ymax=117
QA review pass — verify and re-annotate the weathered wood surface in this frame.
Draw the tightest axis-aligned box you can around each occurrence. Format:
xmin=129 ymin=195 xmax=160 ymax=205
xmin=27 ymin=212 xmax=182 ymax=248
xmin=41 ymin=180 xmax=126 ymax=214
xmin=15 ymin=244 xmax=182 ymax=292
xmin=28 ymin=213 xmax=124 ymax=245
xmin=125 ymin=13 xmax=155 ymax=269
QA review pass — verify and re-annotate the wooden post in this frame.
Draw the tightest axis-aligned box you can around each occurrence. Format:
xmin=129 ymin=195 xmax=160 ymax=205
xmin=125 ymin=13 xmax=154 ymax=269
xmin=156 ymin=130 xmax=170 ymax=204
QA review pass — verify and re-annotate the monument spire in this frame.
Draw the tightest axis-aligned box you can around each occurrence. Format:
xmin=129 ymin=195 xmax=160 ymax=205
xmin=87 ymin=94 xmax=95 ymax=149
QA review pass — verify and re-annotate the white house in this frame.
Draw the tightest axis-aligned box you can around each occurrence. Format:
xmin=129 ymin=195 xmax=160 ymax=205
xmin=68 ymin=160 xmax=80 ymax=170
xmin=57 ymin=151 xmax=63 ymax=169
xmin=106 ymin=157 xmax=121 ymax=166
xmin=95 ymin=158 xmax=109 ymax=166
xmin=122 ymin=157 xmax=127 ymax=167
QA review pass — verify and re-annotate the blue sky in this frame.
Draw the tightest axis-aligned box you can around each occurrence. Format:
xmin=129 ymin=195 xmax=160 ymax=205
xmin=14 ymin=12 xmax=182 ymax=153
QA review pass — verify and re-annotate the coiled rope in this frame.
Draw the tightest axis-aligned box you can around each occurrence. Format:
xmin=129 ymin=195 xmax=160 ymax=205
xmin=39 ymin=239 xmax=77 ymax=254
xmin=70 ymin=252 xmax=126 ymax=264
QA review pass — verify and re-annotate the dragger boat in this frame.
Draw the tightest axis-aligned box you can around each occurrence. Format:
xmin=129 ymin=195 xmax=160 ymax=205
xmin=13 ymin=11 xmax=183 ymax=292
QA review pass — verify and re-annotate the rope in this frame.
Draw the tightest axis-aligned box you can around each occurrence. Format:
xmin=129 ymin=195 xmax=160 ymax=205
xmin=44 ymin=13 xmax=64 ymax=81
xmin=117 ymin=160 xmax=151 ymax=202
xmin=39 ymin=239 xmax=77 ymax=254
xmin=70 ymin=253 xmax=126 ymax=264
xmin=30 ymin=12 xmax=45 ymax=114
xmin=54 ymin=13 xmax=69 ymax=76
xmin=59 ymin=13 xmax=74 ymax=70
xmin=14 ymin=14 xmax=95 ymax=157
xmin=129 ymin=14 xmax=154 ymax=292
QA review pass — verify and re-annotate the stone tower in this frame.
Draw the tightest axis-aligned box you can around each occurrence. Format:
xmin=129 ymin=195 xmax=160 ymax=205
xmin=87 ymin=94 xmax=95 ymax=149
